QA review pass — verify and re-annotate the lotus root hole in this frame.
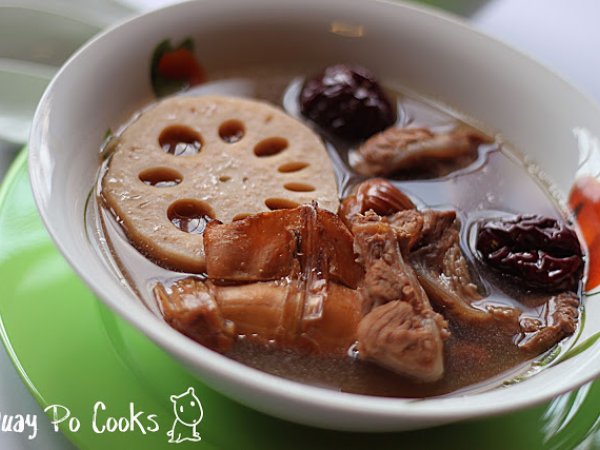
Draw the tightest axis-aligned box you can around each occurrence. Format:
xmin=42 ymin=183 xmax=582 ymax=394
xmin=254 ymin=137 xmax=288 ymax=157
xmin=218 ymin=120 xmax=245 ymax=143
xmin=278 ymin=162 xmax=309 ymax=173
xmin=232 ymin=213 xmax=253 ymax=221
xmin=284 ymin=182 xmax=315 ymax=192
xmin=167 ymin=199 xmax=215 ymax=234
xmin=139 ymin=167 xmax=182 ymax=187
xmin=159 ymin=125 xmax=202 ymax=156
xmin=264 ymin=198 xmax=300 ymax=211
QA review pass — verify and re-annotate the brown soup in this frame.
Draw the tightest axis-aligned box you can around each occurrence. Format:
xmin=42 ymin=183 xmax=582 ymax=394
xmin=92 ymin=64 xmax=584 ymax=398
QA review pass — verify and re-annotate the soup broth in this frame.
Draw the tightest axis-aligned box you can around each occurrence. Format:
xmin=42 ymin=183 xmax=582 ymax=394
xmin=92 ymin=65 xmax=582 ymax=398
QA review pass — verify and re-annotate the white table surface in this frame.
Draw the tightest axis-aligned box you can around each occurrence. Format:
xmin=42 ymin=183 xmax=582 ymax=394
xmin=0 ymin=1 xmax=599 ymax=448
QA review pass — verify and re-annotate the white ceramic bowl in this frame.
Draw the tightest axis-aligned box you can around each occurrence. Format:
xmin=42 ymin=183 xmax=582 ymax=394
xmin=29 ymin=0 xmax=600 ymax=432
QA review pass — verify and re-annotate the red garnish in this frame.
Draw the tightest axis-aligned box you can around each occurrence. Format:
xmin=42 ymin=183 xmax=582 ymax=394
xmin=569 ymin=175 xmax=600 ymax=290
xmin=157 ymin=48 xmax=206 ymax=86
xmin=150 ymin=38 xmax=207 ymax=97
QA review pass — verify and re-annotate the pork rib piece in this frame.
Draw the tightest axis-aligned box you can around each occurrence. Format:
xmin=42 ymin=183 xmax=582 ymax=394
xmin=358 ymin=301 xmax=446 ymax=383
xmin=156 ymin=277 xmax=236 ymax=353
xmin=204 ymin=204 xmax=363 ymax=288
xmin=352 ymin=212 xmax=448 ymax=382
xmin=158 ymin=204 xmax=364 ymax=355
xmin=156 ymin=277 xmax=363 ymax=355
xmin=352 ymin=125 xmax=492 ymax=178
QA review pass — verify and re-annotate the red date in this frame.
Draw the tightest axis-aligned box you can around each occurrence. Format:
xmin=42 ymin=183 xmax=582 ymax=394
xmin=476 ymin=215 xmax=583 ymax=292
xmin=299 ymin=64 xmax=394 ymax=140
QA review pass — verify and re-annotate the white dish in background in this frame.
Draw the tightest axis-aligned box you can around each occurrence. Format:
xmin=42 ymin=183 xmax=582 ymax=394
xmin=0 ymin=6 xmax=101 ymax=67
xmin=0 ymin=5 xmax=103 ymax=145
xmin=0 ymin=59 xmax=53 ymax=144
xmin=0 ymin=0 xmax=133 ymax=29
xmin=28 ymin=0 xmax=600 ymax=431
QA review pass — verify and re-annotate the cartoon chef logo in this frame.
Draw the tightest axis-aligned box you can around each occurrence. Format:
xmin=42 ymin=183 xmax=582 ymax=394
xmin=167 ymin=387 xmax=204 ymax=443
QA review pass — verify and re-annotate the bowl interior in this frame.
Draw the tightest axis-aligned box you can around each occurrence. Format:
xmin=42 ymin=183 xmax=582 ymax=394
xmin=28 ymin=0 xmax=600 ymax=431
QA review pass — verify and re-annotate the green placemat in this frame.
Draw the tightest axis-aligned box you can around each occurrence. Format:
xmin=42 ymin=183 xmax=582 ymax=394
xmin=1 ymin=150 xmax=599 ymax=449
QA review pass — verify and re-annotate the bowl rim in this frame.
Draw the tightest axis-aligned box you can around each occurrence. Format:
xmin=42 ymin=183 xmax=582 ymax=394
xmin=27 ymin=0 xmax=600 ymax=429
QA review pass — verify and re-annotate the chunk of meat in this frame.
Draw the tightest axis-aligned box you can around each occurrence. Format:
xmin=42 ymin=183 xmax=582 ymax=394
xmin=407 ymin=209 xmax=580 ymax=352
xmin=347 ymin=181 xmax=581 ymax=363
xmin=396 ymin=209 xmax=507 ymax=326
xmin=352 ymin=125 xmax=492 ymax=178
xmin=518 ymin=291 xmax=580 ymax=353
xmin=204 ymin=208 xmax=301 ymax=282
xmin=314 ymin=207 xmax=365 ymax=290
xmin=161 ymin=205 xmax=369 ymax=357
xmin=385 ymin=209 xmax=424 ymax=252
xmin=416 ymin=209 xmax=457 ymax=248
xmin=353 ymin=189 xmax=580 ymax=356
xmin=217 ymin=279 xmax=363 ymax=354
xmin=412 ymin=212 xmax=479 ymax=297
xmin=204 ymin=204 xmax=363 ymax=289
xmin=357 ymin=301 xmax=445 ymax=382
xmin=155 ymin=277 xmax=236 ymax=353
xmin=409 ymin=211 xmax=521 ymax=332
xmin=353 ymin=213 xmax=420 ymax=312
xmin=156 ymin=277 xmax=363 ymax=355
xmin=352 ymin=212 xmax=448 ymax=381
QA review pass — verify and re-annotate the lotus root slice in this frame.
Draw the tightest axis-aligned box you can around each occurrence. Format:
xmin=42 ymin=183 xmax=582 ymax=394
xmin=102 ymin=95 xmax=339 ymax=273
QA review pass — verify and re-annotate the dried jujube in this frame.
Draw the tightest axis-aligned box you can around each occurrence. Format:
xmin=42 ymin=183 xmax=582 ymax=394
xmin=476 ymin=215 xmax=583 ymax=292
xmin=299 ymin=64 xmax=395 ymax=140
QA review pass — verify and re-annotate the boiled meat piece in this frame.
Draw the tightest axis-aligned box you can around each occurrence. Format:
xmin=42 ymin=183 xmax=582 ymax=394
xmin=415 ymin=209 xmax=457 ymax=248
xmin=409 ymin=210 xmax=521 ymax=332
xmin=353 ymin=212 xmax=424 ymax=311
xmin=352 ymin=125 xmax=492 ymax=178
xmin=156 ymin=277 xmax=363 ymax=355
xmin=385 ymin=209 xmax=424 ymax=252
xmin=155 ymin=277 xmax=236 ymax=353
xmin=357 ymin=300 xmax=445 ymax=382
xmin=204 ymin=207 xmax=302 ymax=282
xmin=159 ymin=204 xmax=364 ymax=355
xmin=352 ymin=212 xmax=448 ymax=382
xmin=408 ymin=209 xmax=579 ymax=350
xmin=204 ymin=204 xmax=363 ymax=288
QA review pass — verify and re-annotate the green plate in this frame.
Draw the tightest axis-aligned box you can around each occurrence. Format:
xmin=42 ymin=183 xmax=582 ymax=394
xmin=1 ymin=150 xmax=600 ymax=449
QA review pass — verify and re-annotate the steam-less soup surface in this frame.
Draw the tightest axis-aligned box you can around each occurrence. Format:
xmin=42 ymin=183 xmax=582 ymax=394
xmin=94 ymin=63 xmax=584 ymax=398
